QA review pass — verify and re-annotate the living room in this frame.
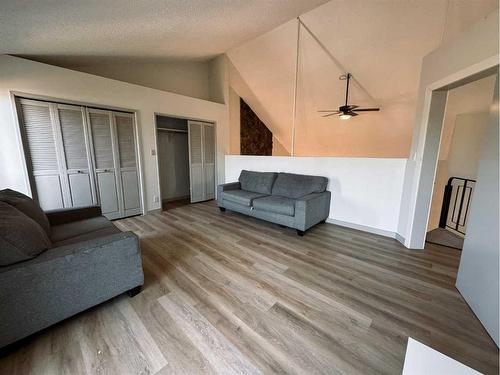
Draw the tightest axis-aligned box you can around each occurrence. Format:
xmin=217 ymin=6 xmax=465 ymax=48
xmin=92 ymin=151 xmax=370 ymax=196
xmin=0 ymin=1 xmax=499 ymax=374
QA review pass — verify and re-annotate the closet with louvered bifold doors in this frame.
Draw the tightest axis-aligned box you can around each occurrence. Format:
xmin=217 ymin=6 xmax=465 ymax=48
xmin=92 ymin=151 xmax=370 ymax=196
xmin=17 ymin=98 xmax=142 ymax=220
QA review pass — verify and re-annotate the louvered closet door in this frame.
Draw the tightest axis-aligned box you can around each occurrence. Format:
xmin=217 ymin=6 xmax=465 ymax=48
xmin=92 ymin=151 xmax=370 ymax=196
xmin=57 ymin=104 xmax=95 ymax=207
xmin=188 ymin=121 xmax=204 ymax=203
xmin=18 ymin=99 xmax=65 ymax=210
xmin=87 ymin=109 xmax=121 ymax=219
xmin=203 ymin=123 xmax=215 ymax=200
xmin=114 ymin=113 xmax=141 ymax=216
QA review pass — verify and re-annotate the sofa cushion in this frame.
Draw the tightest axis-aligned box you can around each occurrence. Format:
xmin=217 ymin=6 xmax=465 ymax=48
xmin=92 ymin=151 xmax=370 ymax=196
xmin=219 ymin=190 xmax=267 ymax=207
xmin=238 ymin=170 xmax=278 ymax=195
xmin=253 ymin=196 xmax=295 ymax=217
xmin=0 ymin=202 xmax=51 ymax=266
xmin=50 ymin=216 xmax=116 ymax=243
xmin=0 ymin=189 xmax=51 ymax=236
xmin=52 ymin=226 xmax=121 ymax=247
xmin=272 ymin=173 xmax=328 ymax=199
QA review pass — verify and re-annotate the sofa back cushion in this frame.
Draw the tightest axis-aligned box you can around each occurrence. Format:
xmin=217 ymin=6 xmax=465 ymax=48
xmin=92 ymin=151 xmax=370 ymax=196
xmin=0 ymin=202 xmax=51 ymax=266
xmin=0 ymin=189 xmax=50 ymax=236
xmin=238 ymin=170 xmax=277 ymax=195
xmin=272 ymin=172 xmax=328 ymax=199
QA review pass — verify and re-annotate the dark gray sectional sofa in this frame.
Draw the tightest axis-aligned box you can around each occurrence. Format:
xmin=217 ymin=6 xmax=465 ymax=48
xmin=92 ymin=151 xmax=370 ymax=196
xmin=0 ymin=189 xmax=144 ymax=348
xmin=217 ymin=170 xmax=331 ymax=235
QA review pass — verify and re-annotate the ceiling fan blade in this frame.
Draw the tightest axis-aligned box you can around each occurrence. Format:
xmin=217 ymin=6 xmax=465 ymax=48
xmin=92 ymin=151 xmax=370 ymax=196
xmin=322 ymin=112 xmax=340 ymax=117
xmin=318 ymin=110 xmax=340 ymax=113
xmin=346 ymin=105 xmax=358 ymax=110
xmin=346 ymin=111 xmax=359 ymax=117
xmin=353 ymin=108 xmax=380 ymax=112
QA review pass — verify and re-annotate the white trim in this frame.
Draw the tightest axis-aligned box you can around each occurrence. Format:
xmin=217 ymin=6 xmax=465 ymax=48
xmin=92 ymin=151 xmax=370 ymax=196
xmin=428 ymin=54 xmax=499 ymax=91
xmin=10 ymin=93 xmax=33 ymax=197
xmin=326 ymin=218 xmax=397 ymax=239
xmin=395 ymin=233 xmax=406 ymax=246
xmin=290 ymin=17 xmax=300 ymax=156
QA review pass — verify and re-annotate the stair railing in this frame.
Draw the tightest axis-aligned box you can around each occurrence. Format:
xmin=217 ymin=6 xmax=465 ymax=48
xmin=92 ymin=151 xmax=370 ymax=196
xmin=439 ymin=177 xmax=476 ymax=235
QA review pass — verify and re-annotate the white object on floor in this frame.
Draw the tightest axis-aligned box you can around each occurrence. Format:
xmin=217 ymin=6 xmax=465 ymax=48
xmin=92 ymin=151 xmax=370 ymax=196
xmin=402 ymin=338 xmax=482 ymax=375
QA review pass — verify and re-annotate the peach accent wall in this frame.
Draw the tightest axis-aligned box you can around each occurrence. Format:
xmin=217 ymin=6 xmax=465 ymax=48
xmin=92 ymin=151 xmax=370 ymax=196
xmin=272 ymin=137 xmax=290 ymax=156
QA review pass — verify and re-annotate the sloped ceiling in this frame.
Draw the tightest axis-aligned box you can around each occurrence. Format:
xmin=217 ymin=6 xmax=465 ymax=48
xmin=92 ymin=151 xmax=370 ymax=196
xmin=227 ymin=0 xmax=499 ymax=157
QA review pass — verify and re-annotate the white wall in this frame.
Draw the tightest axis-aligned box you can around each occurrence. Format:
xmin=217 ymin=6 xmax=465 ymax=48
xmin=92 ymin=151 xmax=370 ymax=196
xmin=228 ymin=86 xmax=240 ymax=154
xmin=398 ymin=9 xmax=499 ymax=248
xmin=62 ymin=60 xmax=212 ymax=101
xmin=225 ymin=155 xmax=407 ymax=237
xmin=456 ymin=74 xmax=499 ymax=346
xmin=438 ymin=75 xmax=496 ymax=161
xmin=0 ymin=55 xmax=229 ymax=212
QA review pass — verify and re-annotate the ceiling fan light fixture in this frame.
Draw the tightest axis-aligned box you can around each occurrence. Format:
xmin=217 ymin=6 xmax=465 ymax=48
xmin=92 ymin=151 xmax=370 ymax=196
xmin=339 ymin=113 xmax=352 ymax=120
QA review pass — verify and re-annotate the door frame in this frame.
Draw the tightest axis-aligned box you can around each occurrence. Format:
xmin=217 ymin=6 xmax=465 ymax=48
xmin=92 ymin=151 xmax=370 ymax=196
xmin=154 ymin=112 xmax=218 ymax=209
xmin=10 ymin=91 xmax=146 ymax=216
xmin=402 ymin=61 xmax=498 ymax=249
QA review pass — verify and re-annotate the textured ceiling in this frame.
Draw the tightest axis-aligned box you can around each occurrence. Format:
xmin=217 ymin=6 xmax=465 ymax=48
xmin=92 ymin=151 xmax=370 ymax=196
xmin=0 ymin=0 xmax=328 ymax=65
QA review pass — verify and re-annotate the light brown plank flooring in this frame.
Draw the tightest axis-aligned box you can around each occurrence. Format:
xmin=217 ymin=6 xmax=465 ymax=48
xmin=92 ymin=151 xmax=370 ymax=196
xmin=0 ymin=201 xmax=498 ymax=374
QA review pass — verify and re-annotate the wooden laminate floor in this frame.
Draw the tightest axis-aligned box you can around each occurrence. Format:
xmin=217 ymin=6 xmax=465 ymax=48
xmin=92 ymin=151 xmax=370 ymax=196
xmin=0 ymin=201 xmax=498 ymax=374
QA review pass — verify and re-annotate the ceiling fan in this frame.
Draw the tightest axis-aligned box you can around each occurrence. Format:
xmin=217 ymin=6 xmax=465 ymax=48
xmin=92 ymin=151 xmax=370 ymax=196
xmin=318 ymin=73 xmax=380 ymax=120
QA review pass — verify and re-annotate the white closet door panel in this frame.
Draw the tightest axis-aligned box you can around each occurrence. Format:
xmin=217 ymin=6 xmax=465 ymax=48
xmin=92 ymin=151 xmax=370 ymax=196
xmin=203 ymin=124 xmax=215 ymax=200
xmin=89 ymin=112 xmax=114 ymax=169
xmin=19 ymin=99 xmax=65 ymax=209
xmin=190 ymin=166 xmax=204 ymax=202
xmin=20 ymin=101 xmax=58 ymax=171
xmin=188 ymin=121 xmax=204 ymax=203
xmin=204 ymin=164 xmax=215 ymax=199
xmin=121 ymin=170 xmax=141 ymax=211
xmin=34 ymin=175 xmax=64 ymax=210
xmin=115 ymin=114 xmax=137 ymax=168
xmin=69 ymin=173 xmax=93 ymax=207
xmin=203 ymin=124 xmax=215 ymax=164
xmin=189 ymin=123 xmax=203 ymax=165
xmin=114 ymin=112 xmax=141 ymax=216
xmin=59 ymin=107 xmax=88 ymax=170
xmin=58 ymin=104 xmax=95 ymax=208
xmin=96 ymin=172 xmax=120 ymax=218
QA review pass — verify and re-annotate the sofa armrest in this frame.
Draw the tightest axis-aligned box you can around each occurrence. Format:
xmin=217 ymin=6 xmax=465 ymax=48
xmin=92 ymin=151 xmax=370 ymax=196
xmin=294 ymin=191 xmax=331 ymax=231
xmin=217 ymin=181 xmax=241 ymax=201
xmin=218 ymin=181 xmax=241 ymax=192
xmin=45 ymin=205 xmax=102 ymax=226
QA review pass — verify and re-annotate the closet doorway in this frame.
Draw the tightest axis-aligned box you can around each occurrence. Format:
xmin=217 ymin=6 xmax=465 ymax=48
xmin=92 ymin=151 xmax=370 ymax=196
xmin=155 ymin=115 xmax=215 ymax=210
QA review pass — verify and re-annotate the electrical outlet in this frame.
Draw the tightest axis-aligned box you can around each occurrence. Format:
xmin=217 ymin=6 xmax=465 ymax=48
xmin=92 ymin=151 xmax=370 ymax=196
xmin=151 ymin=148 xmax=156 ymax=156
xmin=153 ymin=195 xmax=159 ymax=203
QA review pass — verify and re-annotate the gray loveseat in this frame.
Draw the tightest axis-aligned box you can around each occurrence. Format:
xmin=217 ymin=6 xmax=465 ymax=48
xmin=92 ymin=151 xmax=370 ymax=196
xmin=217 ymin=170 xmax=331 ymax=235
xmin=0 ymin=189 xmax=144 ymax=349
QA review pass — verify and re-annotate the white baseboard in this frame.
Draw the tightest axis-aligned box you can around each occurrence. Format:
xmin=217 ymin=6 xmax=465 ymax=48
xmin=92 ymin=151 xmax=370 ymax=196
xmin=326 ymin=218 xmax=397 ymax=239
xmin=395 ymin=233 xmax=406 ymax=246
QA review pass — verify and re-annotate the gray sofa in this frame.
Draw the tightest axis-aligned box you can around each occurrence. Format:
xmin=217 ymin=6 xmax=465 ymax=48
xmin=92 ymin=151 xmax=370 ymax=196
xmin=217 ymin=170 xmax=331 ymax=235
xmin=0 ymin=189 xmax=144 ymax=349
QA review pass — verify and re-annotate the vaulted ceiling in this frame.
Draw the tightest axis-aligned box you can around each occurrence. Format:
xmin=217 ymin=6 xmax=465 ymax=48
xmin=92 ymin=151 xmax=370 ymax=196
xmin=227 ymin=0 xmax=499 ymax=157
xmin=0 ymin=0 xmax=327 ymax=65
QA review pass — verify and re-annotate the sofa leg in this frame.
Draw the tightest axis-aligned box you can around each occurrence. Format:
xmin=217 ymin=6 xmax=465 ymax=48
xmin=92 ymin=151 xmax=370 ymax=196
xmin=219 ymin=207 xmax=226 ymax=212
xmin=127 ymin=286 xmax=142 ymax=297
xmin=297 ymin=230 xmax=305 ymax=237
xmin=321 ymin=219 xmax=326 ymax=224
